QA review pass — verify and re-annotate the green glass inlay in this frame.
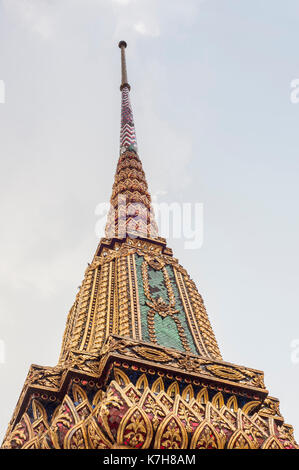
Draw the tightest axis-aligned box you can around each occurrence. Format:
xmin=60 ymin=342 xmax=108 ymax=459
xmin=134 ymin=254 xmax=198 ymax=354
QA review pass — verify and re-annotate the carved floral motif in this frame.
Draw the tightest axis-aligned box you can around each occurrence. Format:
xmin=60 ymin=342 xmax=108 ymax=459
xmin=2 ymin=379 xmax=297 ymax=449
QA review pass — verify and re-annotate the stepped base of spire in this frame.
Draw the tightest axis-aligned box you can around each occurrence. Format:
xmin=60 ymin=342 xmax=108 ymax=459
xmin=2 ymin=334 xmax=297 ymax=449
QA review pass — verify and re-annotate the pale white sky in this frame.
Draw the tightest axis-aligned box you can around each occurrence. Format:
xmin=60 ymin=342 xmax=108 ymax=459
xmin=0 ymin=0 xmax=299 ymax=443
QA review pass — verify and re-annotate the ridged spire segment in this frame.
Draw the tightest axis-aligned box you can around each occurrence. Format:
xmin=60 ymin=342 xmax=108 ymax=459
xmin=120 ymin=87 xmax=138 ymax=154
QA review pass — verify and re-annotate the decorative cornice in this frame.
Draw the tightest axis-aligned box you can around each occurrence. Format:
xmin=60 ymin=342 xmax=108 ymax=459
xmin=98 ymin=336 xmax=267 ymax=397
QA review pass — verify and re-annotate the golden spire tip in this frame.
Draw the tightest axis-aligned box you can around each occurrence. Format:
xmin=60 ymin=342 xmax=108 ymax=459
xmin=118 ymin=40 xmax=127 ymax=49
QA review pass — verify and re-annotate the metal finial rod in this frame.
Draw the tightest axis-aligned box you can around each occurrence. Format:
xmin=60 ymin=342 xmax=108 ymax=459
xmin=118 ymin=40 xmax=130 ymax=91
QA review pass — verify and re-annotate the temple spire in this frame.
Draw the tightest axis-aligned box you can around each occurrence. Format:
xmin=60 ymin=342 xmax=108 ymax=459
xmin=2 ymin=40 xmax=298 ymax=452
xmin=104 ymin=40 xmax=159 ymax=239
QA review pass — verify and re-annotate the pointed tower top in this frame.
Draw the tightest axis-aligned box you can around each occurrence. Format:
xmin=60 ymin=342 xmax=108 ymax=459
xmin=119 ymin=40 xmax=130 ymax=91
xmin=103 ymin=41 xmax=159 ymax=239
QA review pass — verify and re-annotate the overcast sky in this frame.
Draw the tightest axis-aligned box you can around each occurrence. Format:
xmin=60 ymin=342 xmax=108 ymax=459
xmin=0 ymin=0 xmax=299 ymax=443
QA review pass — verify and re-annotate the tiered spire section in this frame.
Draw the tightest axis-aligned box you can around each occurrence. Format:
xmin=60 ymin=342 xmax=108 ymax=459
xmin=105 ymin=41 xmax=159 ymax=239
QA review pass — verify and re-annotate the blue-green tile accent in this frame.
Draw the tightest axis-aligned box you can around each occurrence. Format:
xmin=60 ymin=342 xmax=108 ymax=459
xmin=134 ymin=254 xmax=198 ymax=354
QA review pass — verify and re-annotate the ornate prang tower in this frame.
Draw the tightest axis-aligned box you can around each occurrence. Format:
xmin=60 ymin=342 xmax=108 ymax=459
xmin=2 ymin=42 xmax=297 ymax=450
